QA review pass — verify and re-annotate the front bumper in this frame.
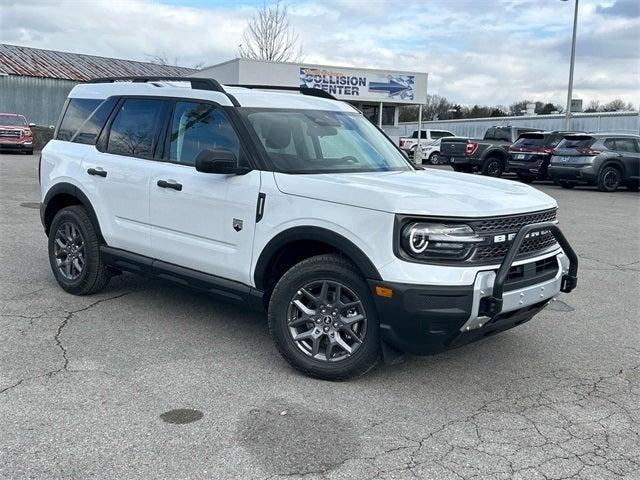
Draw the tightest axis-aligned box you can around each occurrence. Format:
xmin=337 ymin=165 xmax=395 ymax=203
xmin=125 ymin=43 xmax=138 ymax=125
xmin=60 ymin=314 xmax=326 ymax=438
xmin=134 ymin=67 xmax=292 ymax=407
xmin=0 ymin=140 xmax=33 ymax=150
xmin=548 ymin=164 xmax=597 ymax=183
xmin=370 ymin=222 xmax=578 ymax=355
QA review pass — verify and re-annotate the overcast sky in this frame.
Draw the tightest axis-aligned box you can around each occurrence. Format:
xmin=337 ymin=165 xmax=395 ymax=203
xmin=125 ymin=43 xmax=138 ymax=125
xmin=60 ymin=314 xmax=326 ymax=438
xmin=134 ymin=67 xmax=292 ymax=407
xmin=1 ymin=0 xmax=638 ymax=107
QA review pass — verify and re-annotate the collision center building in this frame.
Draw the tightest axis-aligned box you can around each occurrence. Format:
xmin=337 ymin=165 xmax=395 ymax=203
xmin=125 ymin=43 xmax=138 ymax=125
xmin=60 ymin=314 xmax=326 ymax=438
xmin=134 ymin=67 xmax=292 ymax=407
xmin=193 ymin=58 xmax=428 ymax=129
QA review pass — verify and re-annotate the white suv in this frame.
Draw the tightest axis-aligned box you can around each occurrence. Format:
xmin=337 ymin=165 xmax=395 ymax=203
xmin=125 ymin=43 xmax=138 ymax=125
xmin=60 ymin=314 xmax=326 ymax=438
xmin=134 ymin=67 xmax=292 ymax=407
xmin=40 ymin=77 xmax=578 ymax=380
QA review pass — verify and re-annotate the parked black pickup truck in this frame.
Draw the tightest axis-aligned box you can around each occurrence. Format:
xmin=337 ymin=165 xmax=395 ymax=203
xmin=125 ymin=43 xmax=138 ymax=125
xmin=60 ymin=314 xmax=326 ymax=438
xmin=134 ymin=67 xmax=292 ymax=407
xmin=440 ymin=126 xmax=542 ymax=177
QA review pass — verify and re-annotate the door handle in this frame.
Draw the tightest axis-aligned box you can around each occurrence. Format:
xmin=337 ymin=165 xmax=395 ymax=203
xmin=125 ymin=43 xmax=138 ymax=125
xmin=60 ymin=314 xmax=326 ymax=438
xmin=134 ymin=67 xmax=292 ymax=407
xmin=157 ymin=179 xmax=183 ymax=191
xmin=87 ymin=167 xmax=107 ymax=177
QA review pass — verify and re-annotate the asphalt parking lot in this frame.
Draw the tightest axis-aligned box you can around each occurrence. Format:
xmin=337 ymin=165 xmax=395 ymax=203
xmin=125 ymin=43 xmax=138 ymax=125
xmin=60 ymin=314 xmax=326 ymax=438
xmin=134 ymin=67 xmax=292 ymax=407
xmin=1 ymin=152 xmax=638 ymax=480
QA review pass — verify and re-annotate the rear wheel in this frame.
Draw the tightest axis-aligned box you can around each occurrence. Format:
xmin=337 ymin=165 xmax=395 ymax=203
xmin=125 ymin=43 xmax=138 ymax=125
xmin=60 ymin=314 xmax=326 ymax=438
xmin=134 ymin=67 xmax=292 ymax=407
xmin=48 ymin=206 xmax=111 ymax=295
xmin=481 ymin=157 xmax=504 ymax=177
xmin=597 ymin=166 xmax=621 ymax=192
xmin=268 ymin=254 xmax=380 ymax=381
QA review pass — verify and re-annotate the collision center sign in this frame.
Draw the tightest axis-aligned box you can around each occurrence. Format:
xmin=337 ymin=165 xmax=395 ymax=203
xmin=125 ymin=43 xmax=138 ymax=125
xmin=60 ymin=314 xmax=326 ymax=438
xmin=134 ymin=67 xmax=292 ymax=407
xmin=299 ymin=67 xmax=416 ymax=102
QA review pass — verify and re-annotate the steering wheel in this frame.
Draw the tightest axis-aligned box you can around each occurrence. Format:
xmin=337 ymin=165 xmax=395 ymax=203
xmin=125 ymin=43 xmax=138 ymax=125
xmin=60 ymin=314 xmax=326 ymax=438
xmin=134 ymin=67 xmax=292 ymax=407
xmin=341 ymin=156 xmax=359 ymax=164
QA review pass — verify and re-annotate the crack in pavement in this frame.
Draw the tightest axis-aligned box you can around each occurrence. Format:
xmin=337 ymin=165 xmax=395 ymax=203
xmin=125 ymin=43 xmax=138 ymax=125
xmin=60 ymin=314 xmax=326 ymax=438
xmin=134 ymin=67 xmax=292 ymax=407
xmin=262 ymin=361 xmax=640 ymax=480
xmin=0 ymin=289 xmax=141 ymax=394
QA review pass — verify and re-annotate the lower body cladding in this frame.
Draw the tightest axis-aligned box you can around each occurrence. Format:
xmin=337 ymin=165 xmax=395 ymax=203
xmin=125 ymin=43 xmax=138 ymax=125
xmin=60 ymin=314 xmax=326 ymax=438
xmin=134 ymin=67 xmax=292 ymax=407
xmin=370 ymin=253 xmax=568 ymax=355
xmin=548 ymin=164 xmax=597 ymax=184
xmin=507 ymin=159 xmax=549 ymax=180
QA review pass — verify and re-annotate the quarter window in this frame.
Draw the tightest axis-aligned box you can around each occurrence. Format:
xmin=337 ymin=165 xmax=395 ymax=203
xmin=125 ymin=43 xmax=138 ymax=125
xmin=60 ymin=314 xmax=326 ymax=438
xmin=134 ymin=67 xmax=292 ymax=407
xmin=107 ymin=99 xmax=166 ymax=158
xmin=169 ymin=102 xmax=240 ymax=166
xmin=71 ymin=97 xmax=118 ymax=145
xmin=612 ymin=138 xmax=637 ymax=153
xmin=57 ymin=98 xmax=102 ymax=141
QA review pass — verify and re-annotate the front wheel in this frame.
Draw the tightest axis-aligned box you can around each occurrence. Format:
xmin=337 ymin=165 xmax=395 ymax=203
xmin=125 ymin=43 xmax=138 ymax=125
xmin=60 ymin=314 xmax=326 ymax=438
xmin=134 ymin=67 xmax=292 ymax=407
xmin=481 ymin=157 xmax=504 ymax=177
xmin=428 ymin=152 xmax=440 ymax=165
xmin=48 ymin=206 xmax=111 ymax=295
xmin=268 ymin=254 xmax=380 ymax=381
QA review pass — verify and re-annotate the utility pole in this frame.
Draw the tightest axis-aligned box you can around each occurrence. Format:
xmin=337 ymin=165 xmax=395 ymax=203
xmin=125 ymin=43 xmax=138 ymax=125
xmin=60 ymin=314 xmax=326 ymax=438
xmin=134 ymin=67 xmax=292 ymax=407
xmin=564 ymin=0 xmax=579 ymax=130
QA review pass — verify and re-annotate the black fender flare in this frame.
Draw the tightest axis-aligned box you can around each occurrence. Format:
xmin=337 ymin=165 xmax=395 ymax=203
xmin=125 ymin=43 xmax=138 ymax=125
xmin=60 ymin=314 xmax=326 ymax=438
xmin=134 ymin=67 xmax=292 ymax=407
xmin=41 ymin=182 xmax=103 ymax=241
xmin=254 ymin=226 xmax=382 ymax=291
xmin=481 ymin=148 xmax=508 ymax=163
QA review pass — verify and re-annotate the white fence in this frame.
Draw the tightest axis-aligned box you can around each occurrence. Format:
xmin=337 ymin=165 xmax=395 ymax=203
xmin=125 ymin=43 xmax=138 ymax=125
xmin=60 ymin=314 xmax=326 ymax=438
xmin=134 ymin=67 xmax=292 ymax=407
xmin=383 ymin=111 xmax=640 ymax=142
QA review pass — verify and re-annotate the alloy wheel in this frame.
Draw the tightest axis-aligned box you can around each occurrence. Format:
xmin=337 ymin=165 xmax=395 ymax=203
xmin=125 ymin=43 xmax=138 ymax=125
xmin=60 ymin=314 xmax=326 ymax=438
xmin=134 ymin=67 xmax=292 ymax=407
xmin=286 ymin=280 xmax=367 ymax=362
xmin=53 ymin=222 xmax=86 ymax=280
xmin=603 ymin=169 xmax=619 ymax=191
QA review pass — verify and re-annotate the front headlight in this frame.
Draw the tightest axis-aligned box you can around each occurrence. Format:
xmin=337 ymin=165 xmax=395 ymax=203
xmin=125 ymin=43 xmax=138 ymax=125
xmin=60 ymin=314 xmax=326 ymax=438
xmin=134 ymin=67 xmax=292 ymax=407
xmin=400 ymin=222 xmax=484 ymax=260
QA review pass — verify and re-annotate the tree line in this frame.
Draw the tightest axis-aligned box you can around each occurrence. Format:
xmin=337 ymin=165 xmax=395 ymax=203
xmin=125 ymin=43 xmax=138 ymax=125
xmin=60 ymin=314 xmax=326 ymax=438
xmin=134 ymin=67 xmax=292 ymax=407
xmin=399 ymin=95 xmax=636 ymax=122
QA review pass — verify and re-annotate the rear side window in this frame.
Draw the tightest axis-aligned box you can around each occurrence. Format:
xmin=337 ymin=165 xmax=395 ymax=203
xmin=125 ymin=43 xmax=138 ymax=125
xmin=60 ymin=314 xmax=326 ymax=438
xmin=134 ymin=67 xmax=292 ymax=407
xmin=557 ymin=136 xmax=596 ymax=149
xmin=168 ymin=101 xmax=240 ymax=166
xmin=604 ymin=138 xmax=638 ymax=153
xmin=57 ymin=98 xmax=101 ymax=141
xmin=107 ymin=98 xmax=167 ymax=159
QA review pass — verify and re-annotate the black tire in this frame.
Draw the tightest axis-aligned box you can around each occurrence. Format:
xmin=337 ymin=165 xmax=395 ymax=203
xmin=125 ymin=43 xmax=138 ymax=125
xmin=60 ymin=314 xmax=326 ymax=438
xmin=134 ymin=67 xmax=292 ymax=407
xmin=597 ymin=166 xmax=621 ymax=192
xmin=268 ymin=254 xmax=380 ymax=381
xmin=481 ymin=157 xmax=504 ymax=177
xmin=428 ymin=152 xmax=440 ymax=165
xmin=48 ymin=205 xmax=111 ymax=295
xmin=558 ymin=181 xmax=575 ymax=189
xmin=517 ymin=175 xmax=535 ymax=184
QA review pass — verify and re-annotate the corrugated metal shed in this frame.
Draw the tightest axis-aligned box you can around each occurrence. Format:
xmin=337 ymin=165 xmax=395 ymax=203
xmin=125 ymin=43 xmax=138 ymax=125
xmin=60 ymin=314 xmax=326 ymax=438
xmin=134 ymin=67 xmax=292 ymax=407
xmin=0 ymin=44 xmax=195 ymax=81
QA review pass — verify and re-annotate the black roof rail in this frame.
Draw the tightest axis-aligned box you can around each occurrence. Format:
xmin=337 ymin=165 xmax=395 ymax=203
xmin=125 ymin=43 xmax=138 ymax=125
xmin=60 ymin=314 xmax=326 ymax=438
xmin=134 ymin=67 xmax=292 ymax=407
xmin=88 ymin=76 xmax=240 ymax=106
xmin=226 ymin=84 xmax=338 ymax=101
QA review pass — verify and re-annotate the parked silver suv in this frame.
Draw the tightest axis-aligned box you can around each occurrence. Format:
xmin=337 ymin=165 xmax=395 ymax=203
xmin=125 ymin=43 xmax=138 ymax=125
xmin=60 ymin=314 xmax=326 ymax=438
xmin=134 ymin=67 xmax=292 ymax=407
xmin=549 ymin=133 xmax=640 ymax=192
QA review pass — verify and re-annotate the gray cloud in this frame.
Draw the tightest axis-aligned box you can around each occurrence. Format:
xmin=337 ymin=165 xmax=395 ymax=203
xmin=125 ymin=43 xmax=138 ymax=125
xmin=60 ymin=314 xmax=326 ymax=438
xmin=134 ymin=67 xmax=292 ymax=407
xmin=0 ymin=0 xmax=637 ymax=107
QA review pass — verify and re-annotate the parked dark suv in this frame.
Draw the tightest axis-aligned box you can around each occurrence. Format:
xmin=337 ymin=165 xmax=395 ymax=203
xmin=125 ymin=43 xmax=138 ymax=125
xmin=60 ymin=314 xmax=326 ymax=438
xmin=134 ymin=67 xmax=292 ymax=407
xmin=548 ymin=134 xmax=640 ymax=192
xmin=507 ymin=131 xmax=576 ymax=183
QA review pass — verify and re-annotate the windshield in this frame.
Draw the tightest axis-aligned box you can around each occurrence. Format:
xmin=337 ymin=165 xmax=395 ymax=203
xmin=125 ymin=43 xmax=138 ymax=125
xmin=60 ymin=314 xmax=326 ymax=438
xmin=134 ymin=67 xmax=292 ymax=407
xmin=241 ymin=109 xmax=413 ymax=174
xmin=0 ymin=115 xmax=27 ymax=126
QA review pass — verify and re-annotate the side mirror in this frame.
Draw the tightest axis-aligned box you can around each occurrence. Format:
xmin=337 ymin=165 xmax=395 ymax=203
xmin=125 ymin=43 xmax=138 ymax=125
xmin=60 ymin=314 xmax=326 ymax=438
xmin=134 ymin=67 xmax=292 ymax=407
xmin=195 ymin=149 xmax=250 ymax=175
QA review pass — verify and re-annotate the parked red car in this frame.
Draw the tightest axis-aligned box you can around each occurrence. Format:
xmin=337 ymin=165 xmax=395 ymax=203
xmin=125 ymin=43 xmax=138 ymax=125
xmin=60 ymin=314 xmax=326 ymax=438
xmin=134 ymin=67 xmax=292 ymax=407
xmin=0 ymin=113 xmax=34 ymax=154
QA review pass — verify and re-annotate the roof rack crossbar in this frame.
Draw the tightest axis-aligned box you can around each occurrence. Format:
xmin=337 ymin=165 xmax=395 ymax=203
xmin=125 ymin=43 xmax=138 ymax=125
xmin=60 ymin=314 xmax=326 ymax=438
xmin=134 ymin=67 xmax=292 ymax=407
xmin=226 ymin=84 xmax=338 ymax=101
xmin=88 ymin=76 xmax=240 ymax=106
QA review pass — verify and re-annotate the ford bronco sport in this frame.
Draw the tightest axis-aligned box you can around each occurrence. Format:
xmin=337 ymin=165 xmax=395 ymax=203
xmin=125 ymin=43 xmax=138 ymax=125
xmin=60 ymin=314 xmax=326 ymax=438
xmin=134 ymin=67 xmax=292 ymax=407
xmin=40 ymin=77 xmax=578 ymax=380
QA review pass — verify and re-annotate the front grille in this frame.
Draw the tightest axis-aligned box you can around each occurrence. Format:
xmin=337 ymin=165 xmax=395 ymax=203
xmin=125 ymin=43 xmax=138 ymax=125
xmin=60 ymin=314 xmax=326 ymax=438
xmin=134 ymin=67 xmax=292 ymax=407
xmin=0 ymin=129 xmax=22 ymax=138
xmin=469 ymin=209 xmax=558 ymax=263
xmin=504 ymin=256 xmax=559 ymax=291
xmin=468 ymin=209 xmax=557 ymax=234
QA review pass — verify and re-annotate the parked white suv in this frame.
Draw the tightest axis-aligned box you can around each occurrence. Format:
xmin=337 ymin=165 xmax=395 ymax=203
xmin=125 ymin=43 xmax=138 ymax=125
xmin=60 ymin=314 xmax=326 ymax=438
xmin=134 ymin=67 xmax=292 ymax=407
xmin=40 ymin=77 xmax=578 ymax=380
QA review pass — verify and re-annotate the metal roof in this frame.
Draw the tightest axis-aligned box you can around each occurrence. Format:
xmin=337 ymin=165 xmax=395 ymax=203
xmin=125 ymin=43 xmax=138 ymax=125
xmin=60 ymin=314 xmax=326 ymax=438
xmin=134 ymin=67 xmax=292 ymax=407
xmin=0 ymin=44 xmax=195 ymax=82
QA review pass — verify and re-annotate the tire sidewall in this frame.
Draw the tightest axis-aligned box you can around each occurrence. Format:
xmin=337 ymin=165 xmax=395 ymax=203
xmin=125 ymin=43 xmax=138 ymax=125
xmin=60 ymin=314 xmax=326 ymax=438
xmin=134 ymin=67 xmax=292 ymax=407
xmin=599 ymin=166 xmax=620 ymax=192
xmin=483 ymin=157 xmax=504 ymax=177
xmin=429 ymin=152 xmax=439 ymax=165
xmin=268 ymin=258 xmax=380 ymax=380
xmin=48 ymin=207 xmax=100 ymax=294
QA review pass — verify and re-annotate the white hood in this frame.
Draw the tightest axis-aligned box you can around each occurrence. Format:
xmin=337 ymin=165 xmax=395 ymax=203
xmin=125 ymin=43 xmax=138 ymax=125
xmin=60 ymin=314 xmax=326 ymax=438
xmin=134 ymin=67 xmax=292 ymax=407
xmin=273 ymin=169 xmax=556 ymax=217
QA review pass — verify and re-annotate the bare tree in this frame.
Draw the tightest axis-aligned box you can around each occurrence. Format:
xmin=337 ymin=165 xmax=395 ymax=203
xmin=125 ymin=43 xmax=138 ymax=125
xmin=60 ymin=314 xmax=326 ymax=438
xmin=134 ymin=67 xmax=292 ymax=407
xmin=238 ymin=1 xmax=302 ymax=62
xmin=146 ymin=52 xmax=204 ymax=70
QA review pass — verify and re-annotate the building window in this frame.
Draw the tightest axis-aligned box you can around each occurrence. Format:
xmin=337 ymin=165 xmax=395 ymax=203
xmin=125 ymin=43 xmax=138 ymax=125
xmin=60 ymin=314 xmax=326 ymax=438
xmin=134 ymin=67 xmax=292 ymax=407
xmin=382 ymin=106 xmax=395 ymax=126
